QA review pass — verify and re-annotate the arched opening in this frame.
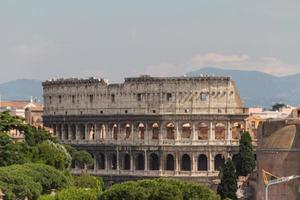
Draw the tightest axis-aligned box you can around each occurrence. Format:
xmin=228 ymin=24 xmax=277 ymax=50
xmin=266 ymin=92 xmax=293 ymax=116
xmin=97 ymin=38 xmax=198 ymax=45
xmin=165 ymin=154 xmax=174 ymax=171
xmin=63 ymin=124 xmax=69 ymax=140
xmin=198 ymin=154 xmax=208 ymax=171
xmin=135 ymin=153 xmax=145 ymax=170
xmin=152 ymin=123 xmax=159 ymax=139
xmin=214 ymin=154 xmax=225 ymax=171
xmin=88 ymin=124 xmax=95 ymax=141
xmin=97 ymin=153 xmax=105 ymax=170
xmin=198 ymin=123 xmax=208 ymax=140
xmin=182 ymin=123 xmax=191 ymax=139
xmin=215 ymin=123 xmax=225 ymax=140
xmin=100 ymin=124 xmax=106 ymax=139
xmin=232 ymin=154 xmax=239 ymax=168
xmin=79 ymin=124 xmax=85 ymax=140
xmin=149 ymin=153 xmax=159 ymax=170
xmin=123 ymin=154 xmax=130 ymax=170
xmin=52 ymin=124 xmax=57 ymax=136
xmin=137 ymin=123 xmax=145 ymax=140
xmin=181 ymin=154 xmax=191 ymax=171
xmin=112 ymin=124 xmax=118 ymax=140
xmin=71 ymin=124 xmax=76 ymax=140
xmin=57 ymin=124 xmax=62 ymax=140
xmin=124 ymin=124 xmax=131 ymax=140
xmin=232 ymin=122 xmax=242 ymax=140
xmin=166 ymin=123 xmax=175 ymax=139
xmin=111 ymin=154 xmax=117 ymax=170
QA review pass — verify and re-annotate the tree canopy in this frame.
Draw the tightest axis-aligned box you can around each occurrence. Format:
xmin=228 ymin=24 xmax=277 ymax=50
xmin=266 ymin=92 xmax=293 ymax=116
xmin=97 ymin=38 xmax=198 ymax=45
xmin=217 ymin=159 xmax=237 ymax=200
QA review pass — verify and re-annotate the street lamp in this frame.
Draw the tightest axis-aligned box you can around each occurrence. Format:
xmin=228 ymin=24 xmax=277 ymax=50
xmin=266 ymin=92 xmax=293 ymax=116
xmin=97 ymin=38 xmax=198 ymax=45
xmin=265 ymin=175 xmax=300 ymax=200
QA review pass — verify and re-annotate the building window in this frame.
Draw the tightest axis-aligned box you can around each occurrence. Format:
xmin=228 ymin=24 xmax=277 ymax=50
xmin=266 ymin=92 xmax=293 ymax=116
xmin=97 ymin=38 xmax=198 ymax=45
xmin=166 ymin=93 xmax=172 ymax=101
xmin=137 ymin=93 xmax=142 ymax=101
xmin=72 ymin=95 xmax=75 ymax=104
xmin=89 ymin=94 xmax=94 ymax=103
xmin=59 ymin=95 xmax=62 ymax=103
xmin=152 ymin=110 xmax=156 ymax=114
xmin=200 ymin=92 xmax=208 ymax=101
xmin=125 ymin=110 xmax=128 ymax=114
xmin=49 ymin=96 xmax=52 ymax=104
xmin=111 ymin=94 xmax=115 ymax=103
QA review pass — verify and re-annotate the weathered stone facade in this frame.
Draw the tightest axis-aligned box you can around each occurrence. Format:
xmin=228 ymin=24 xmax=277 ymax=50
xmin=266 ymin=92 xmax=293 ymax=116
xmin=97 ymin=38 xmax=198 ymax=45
xmin=42 ymin=75 xmax=248 ymax=185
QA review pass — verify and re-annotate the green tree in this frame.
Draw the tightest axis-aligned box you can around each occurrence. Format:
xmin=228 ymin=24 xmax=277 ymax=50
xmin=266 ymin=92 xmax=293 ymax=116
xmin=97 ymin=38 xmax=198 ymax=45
xmin=72 ymin=150 xmax=94 ymax=168
xmin=74 ymin=174 xmax=104 ymax=193
xmin=236 ymin=132 xmax=255 ymax=176
xmin=56 ymin=187 xmax=98 ymax=200
xmin=217 ymin=159 xmax=237 ymax=200
xmin=37 ymin=140 xmax=72 ymax=170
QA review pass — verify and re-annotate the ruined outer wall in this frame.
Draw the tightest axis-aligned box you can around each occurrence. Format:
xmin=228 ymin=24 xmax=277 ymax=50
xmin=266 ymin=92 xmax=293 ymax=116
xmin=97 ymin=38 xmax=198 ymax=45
xmin=256 ymin=119 xmax=300 ymax=200
xmin=42 ymin=76 xmax=244 ymax=116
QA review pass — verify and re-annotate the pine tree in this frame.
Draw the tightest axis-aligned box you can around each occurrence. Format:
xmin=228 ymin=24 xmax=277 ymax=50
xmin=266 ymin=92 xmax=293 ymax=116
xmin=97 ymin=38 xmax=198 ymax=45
xmin=217 ymin=159 xmax=238 ymax=200
xmin=236 ymin=131 xmax=256 ymax=176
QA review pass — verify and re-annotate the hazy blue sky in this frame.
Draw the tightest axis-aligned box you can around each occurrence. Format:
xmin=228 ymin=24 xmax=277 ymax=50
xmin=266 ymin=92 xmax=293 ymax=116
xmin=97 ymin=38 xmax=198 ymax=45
xmin=0 ymin=0 xmax=300 ymax=83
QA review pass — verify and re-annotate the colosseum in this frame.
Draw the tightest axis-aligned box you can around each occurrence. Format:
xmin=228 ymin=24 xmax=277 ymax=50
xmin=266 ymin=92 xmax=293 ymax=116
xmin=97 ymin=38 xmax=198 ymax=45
xmin=42 ymin=75 xmax=249 ymax=185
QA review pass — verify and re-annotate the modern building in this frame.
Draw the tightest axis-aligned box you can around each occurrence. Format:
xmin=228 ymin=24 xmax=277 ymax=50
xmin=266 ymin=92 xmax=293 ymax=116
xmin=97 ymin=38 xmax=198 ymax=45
xmin=42 ymin=75 xmax=250 ymax=185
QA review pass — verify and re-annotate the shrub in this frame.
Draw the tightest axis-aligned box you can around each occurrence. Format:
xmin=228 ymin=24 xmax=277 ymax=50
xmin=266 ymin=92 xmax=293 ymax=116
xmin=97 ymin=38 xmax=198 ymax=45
xmin=56 ymin=187 xmax=98 ymax=200
xmin=74 ymin=174 xmax=104 ymax=192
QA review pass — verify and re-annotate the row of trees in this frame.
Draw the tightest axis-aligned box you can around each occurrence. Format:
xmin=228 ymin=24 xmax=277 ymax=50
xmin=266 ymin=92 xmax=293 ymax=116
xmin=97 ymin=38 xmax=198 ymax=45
xmin=217 ymin=132 xmax=256 ymax=200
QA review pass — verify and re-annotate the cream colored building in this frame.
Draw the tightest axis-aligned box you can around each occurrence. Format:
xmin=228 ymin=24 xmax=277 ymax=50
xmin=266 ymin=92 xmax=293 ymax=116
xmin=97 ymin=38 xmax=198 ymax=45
xmin=43 ymin=75 xmax=249 ymax=185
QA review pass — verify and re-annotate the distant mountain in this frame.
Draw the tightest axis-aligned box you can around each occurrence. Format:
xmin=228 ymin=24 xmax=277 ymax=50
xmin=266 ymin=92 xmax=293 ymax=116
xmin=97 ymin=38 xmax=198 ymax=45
xmin=187 ymin=67 xmax=300 ymax=107
xmin=0 ymin=79 xmax=42 ymax=102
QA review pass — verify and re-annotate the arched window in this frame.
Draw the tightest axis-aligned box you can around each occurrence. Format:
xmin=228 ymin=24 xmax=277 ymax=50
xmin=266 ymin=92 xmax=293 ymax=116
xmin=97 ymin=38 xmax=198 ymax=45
xmin=137 ymin=123 xmax=145 ymax=140
xmin=97 ymin=153 xmax=105 ymax=170
xmin=165 ymin=154 xmax=174 ymax=171
xmin=215 ymin=123 xmax=225 ymax=140
xmin=123 ymin=154 xmax=130 ymax=170
xmin=63 ymin=124 xmax=69 ymax=140
xmin=111 ymin=154 xmax=117 ymax=170
xmin=152 ymin=123 xmax=159 ymax=139
xmin=135 ymin=153 xmax=145 ymax=170
xmin=181 ymin=154 xmax=191 ymax=171
xmin=112 ymin=124 xmax=118 ymax=140
xmin=166 ymin=123 xmax=175 ymax=139
xmin=198 ymin=154 xmax=208 ymax=171
xmin=124 ymin=124 xmax=131 ymax=139
xmin=198 ymin=123 xmax=208 ymax=140
xmin=214 ymin=154 xmax=225 ymax=171
xmin=149 ymin=153 xmax=159 ymax=170
xmin=79 ymin=124 xmax=85 ymax=140
xmin=100 ymin=124 xmax=106 ymax=139
xmin=71 ymin=124 xmax=76 ymax=140
xmin=182 ymin=123 xmax=191 ymax=139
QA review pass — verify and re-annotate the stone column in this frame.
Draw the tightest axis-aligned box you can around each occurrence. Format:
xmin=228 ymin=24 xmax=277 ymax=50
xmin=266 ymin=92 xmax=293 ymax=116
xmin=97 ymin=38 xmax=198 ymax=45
xmin=144 ymin=150 xmax=148 ymax=171
xmin=159 ymin=123 xmax=163 ymax=144
xmin=209 ymin=152 xmax=214 ymax=172
xmin=117 ymin=149 xmax=120 ymax=173
xmin=130 ymin=152 xmax=134 ymax=173
xmin=209 ymin=122 xmax=214 ymax=141
xmin=118 ymin=124 xmax=121 ymax=143
xmin=159 ymin=152 xmax=164 ymax=173
xmin=75 ymin=124 xmax=79 ymax=141
xmin=68 ymin=124 xmax=72 ymax=141
xmin=227 ymin=121 xmax=231 ymax=142
xmin=176 ymin=122 xmax=180 ymax=141
xmin=192 ymin=123 xmax=196 ymax=141
xmin=94 ymin=123 xmax=97 ymax=141
xmin=192 ymin=152 xmax=196 ymax=173
xmin=105 ymin=153 xmax=109 ymax=173
xmin=61 ymin=124 xmax=65 ymax=141
xmin=131 ymin=123 xmax=135 ymax=144
xmin=175 ymin=152 xmax=179 ymax=175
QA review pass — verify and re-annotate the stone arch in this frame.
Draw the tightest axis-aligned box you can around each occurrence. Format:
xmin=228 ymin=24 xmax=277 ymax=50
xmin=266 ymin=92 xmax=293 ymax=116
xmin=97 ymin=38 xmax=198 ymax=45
xmin=152 ymin=123 xmax=159 ymax=139
xmin=182 ymin=123 xmax=191 ymax=139
xmin=124 ymin=123 xmax=131 ymax=140
xmin=198 ymin=154 xmax=208 ymax=171
xmin=232 ymin=154 xmax=239 ymax=167
xmin=97 ymin=153 xmax=105 ymax=170
xmin=214 ymin=154 xmax=225 ymax=171
xmin=63 ymin=124 xmax=69 ymax=140
xmin=198 ymin=122 xmax=208 ymax=140
xmin=123 ymin=153 xmax=130 ymax=170
xmin=112 ymin=124 xmax=118 ymax=140
xmin=181 ymin=154 xmax=191 ymax=171
xmin=232 ymin=122 xmax=242 ymax=140
xmin=137 ymin=123 xmax=145 ymax=140
xmin=149 ymin=153 xmax=159 ymax=170
xmin=88 ymin=124 xmax=95 ymax=141
xmin=135 ymin=153 xmax=145 ymax=170
xmin=110 ymin=153 xmax=117 ymax=170
xmin=215 ymin=123 xmax=225 ymax=140
xmin=71 ymin=124 xmax=76 ymax=140
xmin=166 ymin=122 xmax=175 ymax=139
xmin=99 ymin=124 xmax=106 ymax=139
xmin=78 ymin=124 xmax=85 ymax=140
xmin=165 ymin=154 xmax=175 ymax=171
